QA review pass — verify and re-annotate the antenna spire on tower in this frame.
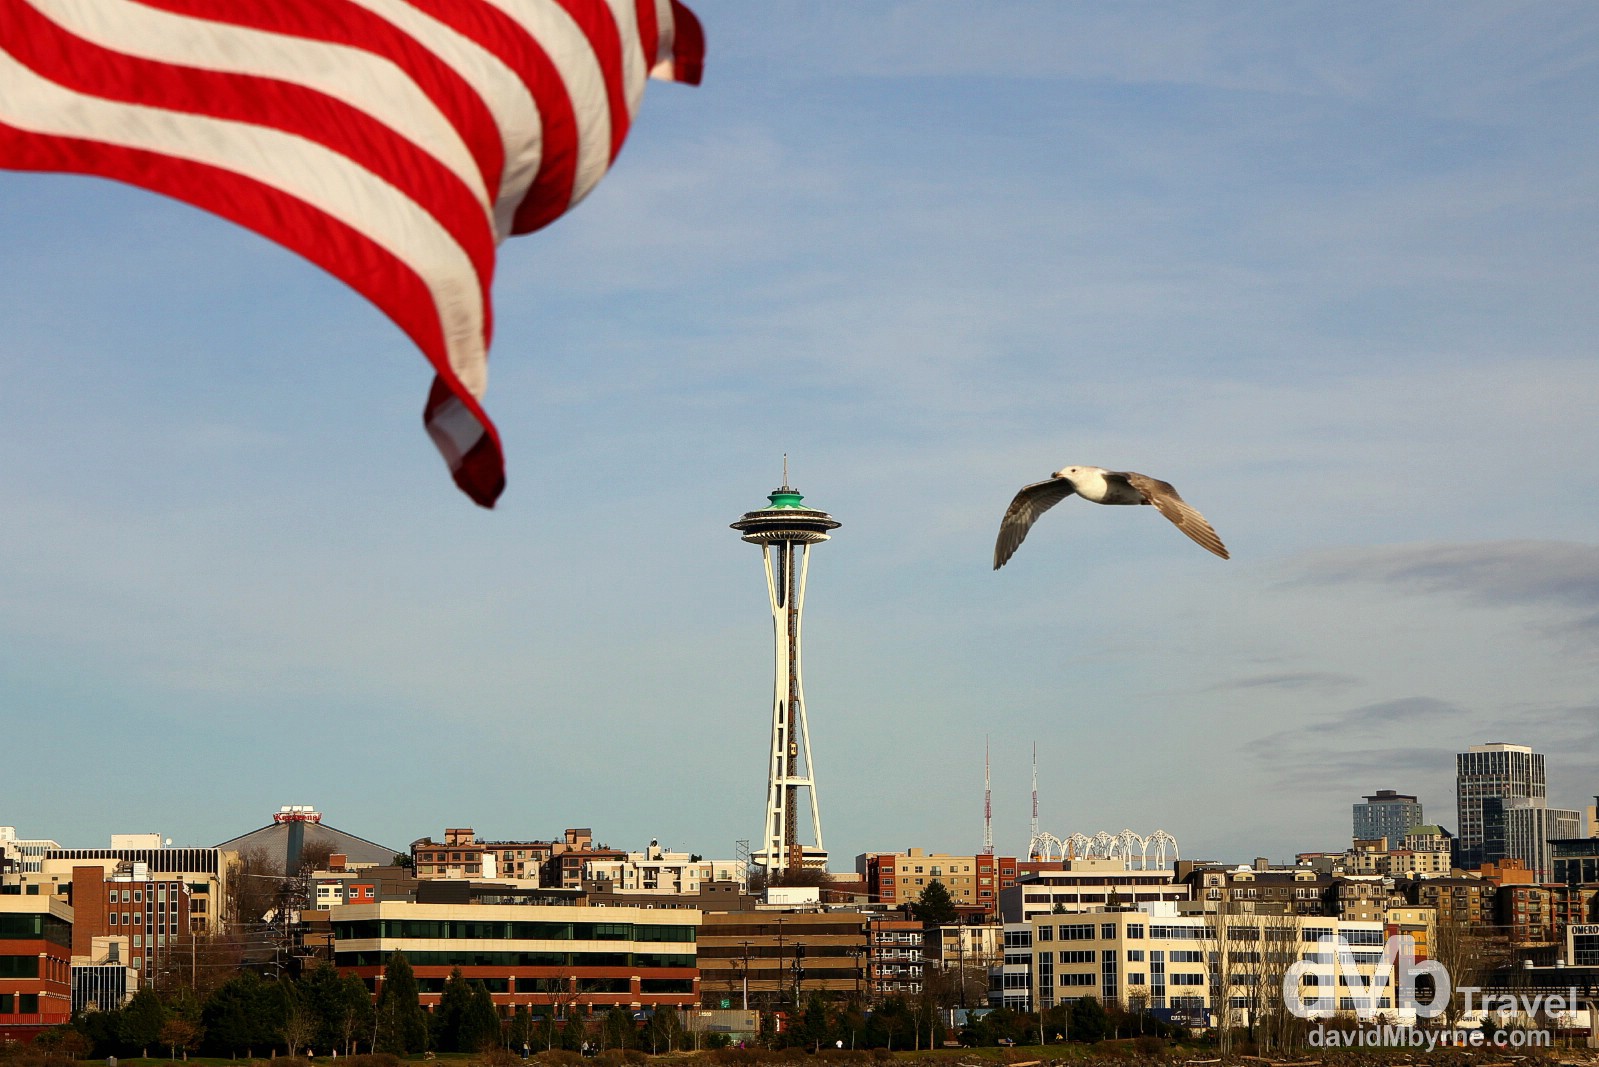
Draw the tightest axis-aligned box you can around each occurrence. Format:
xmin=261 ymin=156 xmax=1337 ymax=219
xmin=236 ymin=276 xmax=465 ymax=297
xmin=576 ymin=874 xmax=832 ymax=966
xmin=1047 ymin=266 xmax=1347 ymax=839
xmin=1031 ymin=742 xmax=1039 ymax=855
xmin=983 ymin=736 xmax=994 ymax=856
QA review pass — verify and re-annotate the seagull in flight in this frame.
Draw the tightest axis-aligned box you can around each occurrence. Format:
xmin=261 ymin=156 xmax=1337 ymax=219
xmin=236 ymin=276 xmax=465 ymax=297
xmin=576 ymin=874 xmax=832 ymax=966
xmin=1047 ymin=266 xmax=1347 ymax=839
xmin=994 ymin=465 xmax=1229 ymax=569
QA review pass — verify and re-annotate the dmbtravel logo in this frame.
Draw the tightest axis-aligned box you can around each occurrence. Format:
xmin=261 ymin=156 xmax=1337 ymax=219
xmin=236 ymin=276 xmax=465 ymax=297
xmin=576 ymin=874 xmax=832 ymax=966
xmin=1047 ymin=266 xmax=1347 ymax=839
xmin=1283 ymin=933 xmax=1447 ymax=1021
xmin=1282 ymin=934 xmax=1563 ymax=1049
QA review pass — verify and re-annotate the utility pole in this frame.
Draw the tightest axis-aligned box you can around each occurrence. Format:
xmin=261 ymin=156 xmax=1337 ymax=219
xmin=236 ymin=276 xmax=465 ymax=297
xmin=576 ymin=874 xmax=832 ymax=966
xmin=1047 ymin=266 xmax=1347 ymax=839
xmin=740 ymin=940 xmax=752 ymax=1010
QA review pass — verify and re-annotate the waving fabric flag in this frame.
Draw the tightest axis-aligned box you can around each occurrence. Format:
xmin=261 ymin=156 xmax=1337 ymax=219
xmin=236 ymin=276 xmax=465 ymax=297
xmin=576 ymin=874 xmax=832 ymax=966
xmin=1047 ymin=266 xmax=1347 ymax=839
xmin=0 ymin=0 xmax=704 ymax=507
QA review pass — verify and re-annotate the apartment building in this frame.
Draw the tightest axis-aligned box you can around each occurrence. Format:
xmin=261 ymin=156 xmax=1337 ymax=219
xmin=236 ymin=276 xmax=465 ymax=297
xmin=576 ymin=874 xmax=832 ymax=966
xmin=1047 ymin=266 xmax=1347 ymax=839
xmin=858 ymin=849 xmax=1017 ymax=918
xmin=410 ymin=827 xmax=556 ymax=881
xmin=1352 ymin=790 xmax=1423 ymax=844
xmin=1408 ymin=875 xmax=1489 ymax=926
xmin=866 ymin=917 xmax=923 ymax=999
xmin=582 ymin=841 xmax=744 ymax=896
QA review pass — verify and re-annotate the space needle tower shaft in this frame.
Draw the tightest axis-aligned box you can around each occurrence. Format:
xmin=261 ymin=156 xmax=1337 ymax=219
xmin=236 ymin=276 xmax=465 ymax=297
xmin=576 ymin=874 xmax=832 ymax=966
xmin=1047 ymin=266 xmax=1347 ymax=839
xmin=731 ymin=471 xmax=840 ymax=873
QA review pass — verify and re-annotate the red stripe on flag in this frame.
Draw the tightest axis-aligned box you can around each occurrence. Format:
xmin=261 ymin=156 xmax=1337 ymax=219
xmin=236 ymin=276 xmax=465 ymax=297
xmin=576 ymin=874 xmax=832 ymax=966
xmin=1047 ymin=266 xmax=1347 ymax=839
xmin=134 ymin=0 xmax=509 ymax=200
xmin=4 ymin=0 xmax=496 ymax=299
xmin=424 ymin=377 xmax=505 ymax=507
xmin=553 ymin=0 xmax=630 ymax=164
xmin=633 ymin=0 xmax=661 ymax=91
xmin=665 ymin=1 xmax=705 ymax=85
xmin=401 ymin=0 xmax=585 ymax=237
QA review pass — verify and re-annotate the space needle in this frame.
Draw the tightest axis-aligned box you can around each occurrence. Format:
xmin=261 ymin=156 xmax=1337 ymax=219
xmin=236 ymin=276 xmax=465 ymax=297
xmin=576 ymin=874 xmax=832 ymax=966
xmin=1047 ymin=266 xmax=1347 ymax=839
xmin=731 ymin=466 xmax=840 ymax=874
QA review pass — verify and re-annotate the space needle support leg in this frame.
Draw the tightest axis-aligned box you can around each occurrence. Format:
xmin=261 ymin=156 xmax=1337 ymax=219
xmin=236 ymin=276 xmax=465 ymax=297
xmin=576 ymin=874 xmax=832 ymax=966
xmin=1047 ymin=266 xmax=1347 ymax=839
xmin=794 ymin=542 xmax=825 ymax=855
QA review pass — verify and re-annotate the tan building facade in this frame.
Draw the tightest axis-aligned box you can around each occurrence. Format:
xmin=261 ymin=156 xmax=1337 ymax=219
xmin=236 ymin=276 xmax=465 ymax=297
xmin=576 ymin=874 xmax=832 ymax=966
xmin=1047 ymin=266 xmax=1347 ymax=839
xmin=859 ymin=850 xmax=1016 ymax=917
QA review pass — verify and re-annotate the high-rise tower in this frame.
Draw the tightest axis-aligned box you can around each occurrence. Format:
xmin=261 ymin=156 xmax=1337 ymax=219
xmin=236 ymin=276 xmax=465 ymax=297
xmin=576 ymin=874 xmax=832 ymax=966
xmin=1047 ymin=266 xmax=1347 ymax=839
xmin=1456 ymin=742 xmax=1546 ymax=869
xmin=731 ymin=476 xmax=840 ymax=874
xmin=1352 ymin=789 xmax=1423 ymax=844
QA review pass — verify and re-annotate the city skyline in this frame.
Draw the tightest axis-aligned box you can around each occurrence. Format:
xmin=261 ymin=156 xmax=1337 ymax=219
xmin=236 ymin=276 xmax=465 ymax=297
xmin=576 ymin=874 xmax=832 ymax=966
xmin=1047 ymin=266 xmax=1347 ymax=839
xmin=5 ymin=729 xmax=1592 ymax=866
xmin=3 ymin=3 xmax=1598 ymax=865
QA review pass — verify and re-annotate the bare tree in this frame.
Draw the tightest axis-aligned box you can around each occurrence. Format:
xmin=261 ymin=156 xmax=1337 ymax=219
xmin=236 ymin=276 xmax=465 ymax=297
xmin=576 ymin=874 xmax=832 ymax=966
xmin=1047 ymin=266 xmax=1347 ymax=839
xmin=1210 ymin=892 xmax=1238 ymax=1054
xmin=226 ymin=846 xmax=283 ymax=927
xmin=1428 ymin=916 xmax=1510 ymax=1027
xmin=1224 ymin=909 xmax=1299 ymax=1052
xmin=281 ymin=999 xmax=318 ymax=1057
xmin=296 ymin=840 xmax=337 ymax=875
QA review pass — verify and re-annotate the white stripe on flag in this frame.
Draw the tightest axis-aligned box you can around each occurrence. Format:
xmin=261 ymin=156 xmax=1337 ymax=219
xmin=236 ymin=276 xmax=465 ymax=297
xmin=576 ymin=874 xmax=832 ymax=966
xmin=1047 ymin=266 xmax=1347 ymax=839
xmin=487 ymin=0 xmax=615 ymax=210
xmin=27 ymin=0 xmax=493 ymax=209
xmin=425 ymin=395 xmax=487 ymax=468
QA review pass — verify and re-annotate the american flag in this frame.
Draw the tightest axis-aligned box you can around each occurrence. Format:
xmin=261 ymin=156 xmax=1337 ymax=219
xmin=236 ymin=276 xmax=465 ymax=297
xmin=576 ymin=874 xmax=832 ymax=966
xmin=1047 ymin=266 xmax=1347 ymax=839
xmin=0 ymin=0 xmax=704 ymax=507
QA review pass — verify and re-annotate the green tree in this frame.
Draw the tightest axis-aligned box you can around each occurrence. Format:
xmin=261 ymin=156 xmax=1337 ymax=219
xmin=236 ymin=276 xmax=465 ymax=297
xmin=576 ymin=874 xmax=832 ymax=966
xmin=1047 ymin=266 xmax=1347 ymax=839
xmin=201 ymin=973 xmax=286 ymax=1057
xmin=508 ymin=1005 xmax=533 ymax=1055
xmin=1068 ymin=996 xmax=1110 ymax=1043
xmin=299 ymin=961 xmax=371 ymax=1055
xmin=35 ymin=1025 xmax=90 ymax=1059
xmin=865 ymin=995 xmax=911 ymax=1050
xmin=795 ymin=993 xmax=830 ymax=1051
xmin=912 ymin=881 xmax=959 ymax=927
xmin=75 ymin=1006 xmax=122 ymax=1057
xmin=119 ymin=986 xmax=167 ymax=1056
xmin=373 ymin=951 xmax=429 ymax=1054
xmin=160 ymin=1015 xmax=203 ymax=1059
xmin=461 ymin=981 xmax=501 ymax=1052
xmin=432 ymin=967 xmax=473 ymax=1052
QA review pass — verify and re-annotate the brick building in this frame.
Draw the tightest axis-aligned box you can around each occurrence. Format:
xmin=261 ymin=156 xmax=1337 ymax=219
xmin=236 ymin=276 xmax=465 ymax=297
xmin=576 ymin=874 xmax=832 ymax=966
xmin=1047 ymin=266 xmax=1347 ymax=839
xmin=858 ymin=849 xmax=1017 ymax=918
xmin=0 ymin=896 xmax=72 ymax=1043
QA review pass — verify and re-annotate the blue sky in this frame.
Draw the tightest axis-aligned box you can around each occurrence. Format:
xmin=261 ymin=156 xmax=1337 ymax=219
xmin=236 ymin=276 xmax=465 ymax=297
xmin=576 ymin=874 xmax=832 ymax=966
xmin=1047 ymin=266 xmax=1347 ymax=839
xmin=3 ymin=2 xmax=1597 ymax=868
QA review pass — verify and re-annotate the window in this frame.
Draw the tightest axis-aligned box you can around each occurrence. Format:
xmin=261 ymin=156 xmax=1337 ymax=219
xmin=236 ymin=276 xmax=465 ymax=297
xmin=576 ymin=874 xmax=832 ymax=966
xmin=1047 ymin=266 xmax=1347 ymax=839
xmin=1128 ymin=973 xmax=1146 ymax=985
xmin=1126 ymin=949 xmax=1144 ymax=962
xmin=1127 ymin=923 xmax=1145 ymax=939
xmin=1035 ymin=926 xmax=1052 ymax=942
xmin=1101 ymin=923 xmax=1116 ymax=939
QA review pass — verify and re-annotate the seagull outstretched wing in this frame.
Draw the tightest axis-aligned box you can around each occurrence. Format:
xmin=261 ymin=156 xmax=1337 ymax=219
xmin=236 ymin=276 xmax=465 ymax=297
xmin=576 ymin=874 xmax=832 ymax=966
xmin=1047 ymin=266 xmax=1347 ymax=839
xmin=994 ymin=478 xmax=1076 ymax=569
xmin=1118 ymin=472 xmax=1230 ymax=559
